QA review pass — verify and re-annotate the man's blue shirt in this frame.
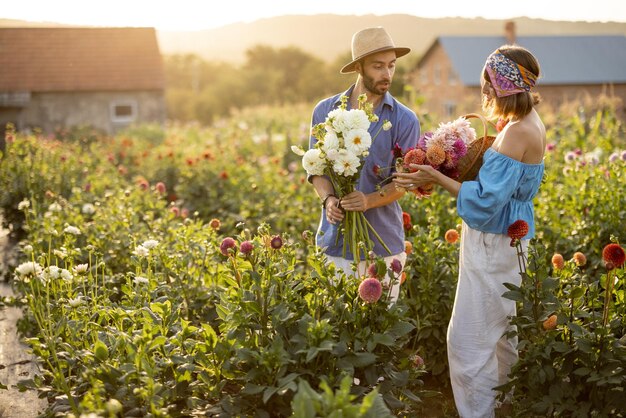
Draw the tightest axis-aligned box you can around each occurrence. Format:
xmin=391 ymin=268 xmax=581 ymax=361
xmin=309 ymin=85 xmax=420 ymax=259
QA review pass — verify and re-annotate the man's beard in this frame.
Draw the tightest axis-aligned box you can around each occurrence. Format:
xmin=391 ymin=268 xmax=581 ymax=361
xmin=362 ymin=73 xmax=391 ymax=96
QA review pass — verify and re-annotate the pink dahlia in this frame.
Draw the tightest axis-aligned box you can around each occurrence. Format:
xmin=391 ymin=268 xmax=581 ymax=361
xmin=240 ymin=240 xmax=254 ymax=255
xmin=451 ymin=138 xmax=467 ymax=160
xmin=358 ymin=278 xmax=383 ymax=303
xmin=367 ymin=263 xmax=380 ymax=278
xmin=220 ymin=237 xmax=237 ymax=256
xmin=410 ymin=353 xmax=425 ymax=368
xmin=155 ymin=182 xmax=167 ymax=195
xmin=390 ymin=258 xmax=403 ymax=274
xmin=417 ymin=132 xmax=431 ymax=151
xmin=138 ymin=178 xmax=149 ymax=190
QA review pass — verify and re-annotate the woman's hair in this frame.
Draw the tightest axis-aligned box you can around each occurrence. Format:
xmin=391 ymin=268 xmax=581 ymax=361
xmin=482 ymin=45 xmax=542 ymax=120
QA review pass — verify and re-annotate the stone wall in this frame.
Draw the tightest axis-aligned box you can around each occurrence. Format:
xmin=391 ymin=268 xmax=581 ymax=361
xmin=1 ymin=90 xmax=166 ymax=135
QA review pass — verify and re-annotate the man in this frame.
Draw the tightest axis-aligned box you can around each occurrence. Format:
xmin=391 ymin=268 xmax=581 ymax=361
xmin=308 ymin=26 xmax=420 ymax=303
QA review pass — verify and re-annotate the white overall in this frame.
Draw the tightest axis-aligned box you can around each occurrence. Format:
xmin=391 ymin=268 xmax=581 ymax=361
xmin=447 ymin=222 xmax=526 ymax=417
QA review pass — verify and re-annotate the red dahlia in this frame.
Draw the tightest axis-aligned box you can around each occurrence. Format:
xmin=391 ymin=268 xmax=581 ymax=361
xmin=602 ymin=243 xmax=625 ymax=270
xmin=507 ymin=220 xmax=529 ymax=240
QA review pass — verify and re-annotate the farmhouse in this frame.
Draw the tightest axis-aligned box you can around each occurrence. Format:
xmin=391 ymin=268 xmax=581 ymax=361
xmin=0 ymin=27 xmax=166 ymax=135
xmin=411 ymin=23 xmax=626 ymax=118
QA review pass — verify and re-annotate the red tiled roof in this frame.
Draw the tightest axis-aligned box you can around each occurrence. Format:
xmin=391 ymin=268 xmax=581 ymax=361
xmin=0 ymin=27 xmax=165 ymax=92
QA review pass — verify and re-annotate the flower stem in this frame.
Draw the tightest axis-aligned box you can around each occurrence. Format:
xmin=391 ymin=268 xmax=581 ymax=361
xmin=602 ymin=270 xmax=614 ymax=327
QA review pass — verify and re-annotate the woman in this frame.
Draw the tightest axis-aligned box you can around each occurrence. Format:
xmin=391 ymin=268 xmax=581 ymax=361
xmin=393 ymin=45 xmax=546 ymax=417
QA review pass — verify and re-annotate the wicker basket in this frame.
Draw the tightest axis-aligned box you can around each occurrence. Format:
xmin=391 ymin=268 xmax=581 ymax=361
xmin=457 ymin=113 xmax=496 ymax=182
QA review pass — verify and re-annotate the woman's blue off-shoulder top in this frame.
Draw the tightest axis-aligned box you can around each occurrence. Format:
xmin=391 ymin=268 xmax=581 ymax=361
xmin=457 ymin=147 xmax=545 ymax=239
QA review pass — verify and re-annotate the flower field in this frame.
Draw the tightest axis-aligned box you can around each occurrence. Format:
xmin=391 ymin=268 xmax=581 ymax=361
xmin=0 ymin=101 xmax=625 ymax=417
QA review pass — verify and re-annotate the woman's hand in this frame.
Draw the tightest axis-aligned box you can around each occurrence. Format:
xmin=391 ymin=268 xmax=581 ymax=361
xmin=339 ymin=190 xmax=369 ymax=212
xmin=325 ymin=196 xmax=344 ymax=224
xmin=392 ymin=164 xmax=438 ymax=190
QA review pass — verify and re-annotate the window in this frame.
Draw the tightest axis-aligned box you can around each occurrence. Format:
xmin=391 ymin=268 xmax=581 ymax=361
xmin=448 ymin=68 xmax=457 ymax=86
xmin=433 ymin=64 xmax=441 ymax=86
xmin=110 ymin=101 xmax=137 ymax=123
xmin=420 ymin=69 xmax=428 ymax=85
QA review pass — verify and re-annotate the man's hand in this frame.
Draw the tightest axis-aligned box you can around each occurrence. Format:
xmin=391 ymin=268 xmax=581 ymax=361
xmin=339 ymin=191 xmax=369 ymax=212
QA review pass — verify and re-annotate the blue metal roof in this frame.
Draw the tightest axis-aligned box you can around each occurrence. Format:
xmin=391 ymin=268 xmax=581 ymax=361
xmin=436 ymin=35 xmax=626 ymax=86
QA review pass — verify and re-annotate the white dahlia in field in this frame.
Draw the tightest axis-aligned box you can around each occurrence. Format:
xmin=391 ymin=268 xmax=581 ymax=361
xmin=82 ymin=203 xmax=96 ymax=215
xmin=134 ymin=276 xmax=149 ymax=285
xmin=133 ymin=245 xmax=150 ymax=257
xmin=68 ymin=297 xmax=85 ymax=308
xmin=73 ymin=264 xmax=89 ymax=274
xmin=60 ymin=269 xmax=72 ymax=281
xmin=64 ymin=225 xmax=81 ymax=235
xmin=53 ymin=248 xmax=68 ymax=259
xmin=15 ymin=261 xmax=43 ymax=277
xmin=344 ymin=128 xmax=371 ymax=156
xmin=290 ymin=145 xmax=305 ymax=156
xmin=17 ymin=199 xmax=30 ymax=210
xmin=47 ymin=266 xmax=61 ymax=280
xmin=142 ymin=239 xmax=159 ymax=249
xmin=332 ymin=149 xmax=361 ymax=177
xmin=302 ymin=148 xmax=326 ymax=176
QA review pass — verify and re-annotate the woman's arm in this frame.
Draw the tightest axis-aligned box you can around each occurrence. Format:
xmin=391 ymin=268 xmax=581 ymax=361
xmin=392 ymin=164 xmax=461 ymax=197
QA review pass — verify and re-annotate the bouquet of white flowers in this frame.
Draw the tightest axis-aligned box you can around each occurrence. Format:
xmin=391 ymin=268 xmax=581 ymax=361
xmin=293 ymin=94 xmax=392 ymax=261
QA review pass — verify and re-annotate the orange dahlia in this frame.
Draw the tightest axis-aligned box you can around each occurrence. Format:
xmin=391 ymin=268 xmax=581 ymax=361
xmin=445 ymin=229 xmax=459 ymax=244
xmin=543 ymin=314 xmax=557 ymax=330
xmin=404 ymin=240 xmax=413 ymax=255
xmin=426 ymin=144 xmax=447 ymax=166
xmin=209 ymin=218 xmax=221 ymax=230
xmin=403 ymin=149 xmax=426 ymax=172
xmin=551 ymin=253 xmax=565 ymax=270
xmin=572 ymin=252 xmax=587 ymax=267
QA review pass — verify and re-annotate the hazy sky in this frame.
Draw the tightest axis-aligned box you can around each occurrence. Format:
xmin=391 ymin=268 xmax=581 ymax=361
xmin=3 ymin=0 xmax=625 ymax=31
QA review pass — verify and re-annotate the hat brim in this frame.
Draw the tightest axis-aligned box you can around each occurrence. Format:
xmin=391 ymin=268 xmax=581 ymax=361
xmin=340 ymin=47 xmax=411 ymax=74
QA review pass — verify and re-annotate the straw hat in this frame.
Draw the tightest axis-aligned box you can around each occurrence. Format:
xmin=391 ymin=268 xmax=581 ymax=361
xmin=340 ymin=27 xmax=410 ymax=74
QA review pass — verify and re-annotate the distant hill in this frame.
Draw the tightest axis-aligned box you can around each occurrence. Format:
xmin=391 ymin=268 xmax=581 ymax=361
xmin=3 ymin=14 xmax=626 ymax=65
xmin=155 ymin=14 xmax=626 ymax=64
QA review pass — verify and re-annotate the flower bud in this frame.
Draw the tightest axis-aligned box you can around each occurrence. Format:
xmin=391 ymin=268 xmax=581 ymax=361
xmin=270 ymin=234 xmax=283 ymax=250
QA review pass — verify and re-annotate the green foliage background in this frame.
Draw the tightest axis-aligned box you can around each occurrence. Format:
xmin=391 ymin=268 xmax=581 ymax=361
xmin=1 ymin=90 xmax=625 ymax=416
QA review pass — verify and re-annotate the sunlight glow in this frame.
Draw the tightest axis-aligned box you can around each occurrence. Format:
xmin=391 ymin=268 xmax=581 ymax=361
xmin=2 ymin=0 xmax=625 ymax=31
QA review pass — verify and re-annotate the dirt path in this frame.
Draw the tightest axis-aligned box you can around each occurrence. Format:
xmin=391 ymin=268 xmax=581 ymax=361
xmin=0 ymin=225 xmax=47 ymax=418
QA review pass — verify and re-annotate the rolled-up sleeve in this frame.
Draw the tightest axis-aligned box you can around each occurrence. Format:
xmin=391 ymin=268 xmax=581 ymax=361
xmin=457 ymin=155 xmax=524 ymax=229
